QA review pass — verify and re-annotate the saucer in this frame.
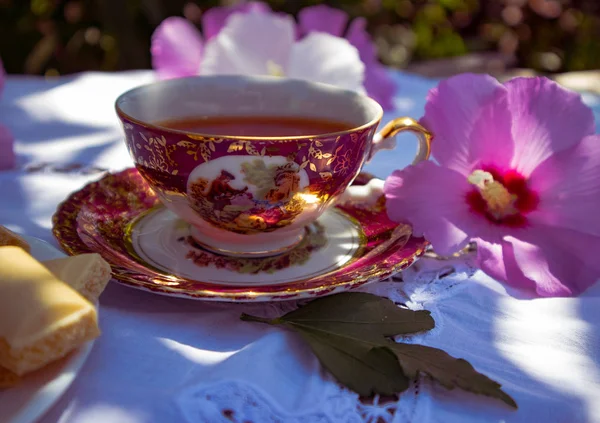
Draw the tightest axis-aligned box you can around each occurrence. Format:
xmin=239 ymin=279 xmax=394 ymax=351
xmin=52 ymin=168 xmax=428 ymax=302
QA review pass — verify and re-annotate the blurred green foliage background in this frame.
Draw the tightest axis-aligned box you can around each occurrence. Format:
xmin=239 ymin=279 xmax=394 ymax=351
xmin=0 ymin=0 xmax=598 ymax=76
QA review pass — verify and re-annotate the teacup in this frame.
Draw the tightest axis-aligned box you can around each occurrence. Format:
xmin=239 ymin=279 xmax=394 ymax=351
xmin=115 ymin=76 xmax=431 ymax=257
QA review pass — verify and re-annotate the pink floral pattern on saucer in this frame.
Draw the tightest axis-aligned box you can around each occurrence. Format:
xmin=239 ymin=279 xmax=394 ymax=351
xmin=183 ymin=222 xmax=327 ymax=274
xmin=52 ymin=168 xmax=428 ymax=302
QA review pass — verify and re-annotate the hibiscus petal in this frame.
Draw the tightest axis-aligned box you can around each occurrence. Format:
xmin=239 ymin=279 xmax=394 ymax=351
xmin=421 ymin=74 xmax=505 ymax=174
xmin=505 ymin=77 xmax=595 ymax=176
xmin=528 ymin=134 xmax=600 ymax=236
xmin=297 ymin=5 xmax=348 ymax=37
xmin=468 ymin=88 xmax=515 ymax=171
xmin=288 ymin=32 xmax=364 ymax=93
xmin=151 ymin=17 xmax=203 ymax=80
xmin=201 ymin=1 xmax=271 ymax=40
xmin=507 ymin=226 xmax=600 ymax=297
xmin=475 ymin=238 xmax=538 ymax=293
xmin=475 ymin=238 xmax=508 ymax=282
xmin=200 ymin=12 xmax=295 ymax=77
xmin=345 ymin=17 xmax=376 ymax=64
xmin=0 ymin=124 xmax=15 ymax=170
xmin=345 ymin=17 xmax=396 ymax=110
xmin=384 ymin=160 xmax=502 ymax=256
xmin=363 ymin=63 xmax=396 ymax=111
xmin=0 ymin=57 xmax=5 ymax=95
xmin=479 ymin=226 xmax=600 ymax=297
xmin=505 ymin=237 xmax=573 ymax=297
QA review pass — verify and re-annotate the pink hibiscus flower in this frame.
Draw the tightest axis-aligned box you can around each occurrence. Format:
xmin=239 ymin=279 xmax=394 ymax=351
xmin=384 ymin=74 xmax=600 ymax=297
xmin=0 ymin=57 xmax=15 ymax=171
xmin=150 ymin=2 xmax=395 ymax=110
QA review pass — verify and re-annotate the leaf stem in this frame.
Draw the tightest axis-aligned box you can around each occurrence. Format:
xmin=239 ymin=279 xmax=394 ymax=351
xmin=240 ymin=313 xmax=275 ymax=325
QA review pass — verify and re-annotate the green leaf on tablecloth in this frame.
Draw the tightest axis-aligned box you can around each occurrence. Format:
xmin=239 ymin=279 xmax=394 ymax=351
xmin=387 ymin=343 xmax=517 ymax=408
xmin=241 ymin=292 xmax=517 ymax=409
xmin=293 ymin=325 xmax=409 ymax=396
xmin=272 ymin=292 xmax=435 ymax=336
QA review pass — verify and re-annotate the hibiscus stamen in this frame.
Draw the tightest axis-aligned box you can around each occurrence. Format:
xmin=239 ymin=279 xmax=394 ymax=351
xmin=468 ymin=169 xmax=518 ymax=219
xmin=266 ymin=60 xmax=285 ymax=77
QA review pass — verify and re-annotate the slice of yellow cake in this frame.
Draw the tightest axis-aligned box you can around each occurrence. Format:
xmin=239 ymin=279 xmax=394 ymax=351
xmin=0 ymin=246 xmax=100 ymax=376
xmin=0 ymin=226 xmax=30 ymax=252
xmin=43 ymin=254 xmax=111 ymax=303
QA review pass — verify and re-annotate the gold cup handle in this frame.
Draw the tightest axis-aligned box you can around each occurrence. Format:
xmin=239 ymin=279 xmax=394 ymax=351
xmin=336 ymin=117 xmax=432 ymax=206
xmin=369 ymin=117 xmax=432 ymax=163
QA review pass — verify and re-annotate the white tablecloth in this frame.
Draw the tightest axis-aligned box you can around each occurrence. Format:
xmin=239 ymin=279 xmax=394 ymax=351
xmin=1 ymin=71 xmax=600 ymax=423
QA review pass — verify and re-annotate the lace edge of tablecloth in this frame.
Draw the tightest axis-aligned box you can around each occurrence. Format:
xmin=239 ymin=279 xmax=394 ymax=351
xmin=176 ymin=254 xmax=477 ymax=423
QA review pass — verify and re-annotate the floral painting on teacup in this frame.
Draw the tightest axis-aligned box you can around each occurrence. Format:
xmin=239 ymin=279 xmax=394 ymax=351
xmin=186 ymin=156 xmax=313 ymax=234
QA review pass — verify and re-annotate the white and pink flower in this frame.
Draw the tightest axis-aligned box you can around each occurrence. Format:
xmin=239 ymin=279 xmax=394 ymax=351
xmin=150 ymin=2 xmax=396 ymax=109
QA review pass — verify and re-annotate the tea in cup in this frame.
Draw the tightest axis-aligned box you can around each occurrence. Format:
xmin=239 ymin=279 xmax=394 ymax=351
xmin=115 ymin=76 xmax=431 ymax=257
